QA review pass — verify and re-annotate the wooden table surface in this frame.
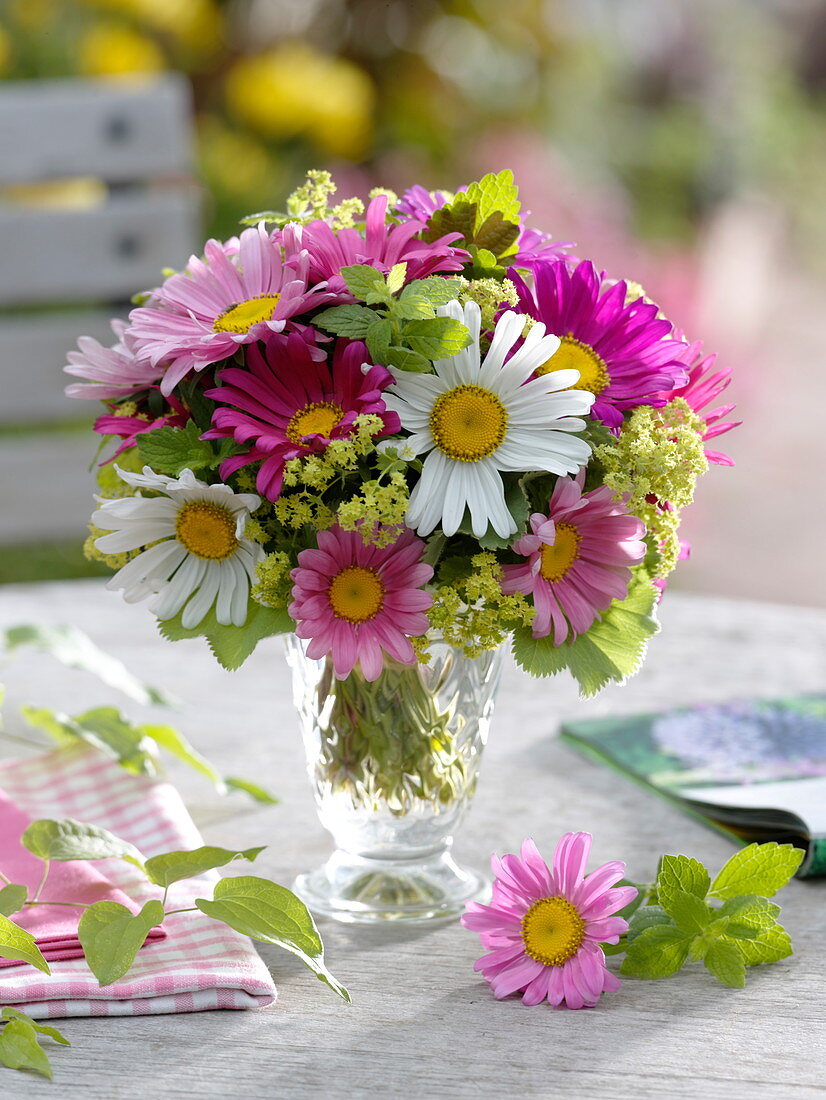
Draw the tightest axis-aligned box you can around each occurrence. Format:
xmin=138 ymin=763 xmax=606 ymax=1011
xmin=0 ymin=580 xmax=824 ymax=1099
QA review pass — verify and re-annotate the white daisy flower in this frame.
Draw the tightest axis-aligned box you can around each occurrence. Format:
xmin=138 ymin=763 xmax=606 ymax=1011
xmin=382 ymin=301 xmax=595 ymax=539
xmin=92 ymin=467 xmax=264 ymax=628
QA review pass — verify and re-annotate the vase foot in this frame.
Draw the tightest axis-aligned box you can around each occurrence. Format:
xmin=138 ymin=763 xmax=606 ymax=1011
xmin=293 ymin=849 xmax=490 ymax=925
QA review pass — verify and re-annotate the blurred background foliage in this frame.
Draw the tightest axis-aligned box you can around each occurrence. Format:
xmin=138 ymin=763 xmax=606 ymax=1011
xmin=1 ymin=0 xmax=825 ymax=602
xmin=3 ymin=0 xmax=825 ymax=258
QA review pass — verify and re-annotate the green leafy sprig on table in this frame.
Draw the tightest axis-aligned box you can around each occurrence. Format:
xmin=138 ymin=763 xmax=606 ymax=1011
xmin=313 ymin=262 xmax=470 ymax=373
xmin=609 ymin=843 xmax=804 ymax=987
xmin=0 ymin=624 xmax=277 ymax=803
xmin=0 ymin=1008 xmax=70 ymax=1081
xmin=0 ymin=817 xmax=349 ymax=1078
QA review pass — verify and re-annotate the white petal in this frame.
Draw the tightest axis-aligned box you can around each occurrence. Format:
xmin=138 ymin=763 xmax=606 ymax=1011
xmin=151 ymin=555 xmax=207 ymax=620
xmin=181 ymin=562 xmax=222 ymax=628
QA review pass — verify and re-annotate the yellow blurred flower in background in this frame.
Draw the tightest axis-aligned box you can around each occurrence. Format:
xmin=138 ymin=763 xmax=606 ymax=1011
xmin=78 ymin=0 xmax=223 ymax=55
xmin=198 ymin=114 xmax=279 ymax=200
xmin=0 ymin=26 xmax=10 ymax=77
xmin=78 ymin=22 xmax=166 ymax=77
xmin=225 ymin=42 xmax=374 ymax=161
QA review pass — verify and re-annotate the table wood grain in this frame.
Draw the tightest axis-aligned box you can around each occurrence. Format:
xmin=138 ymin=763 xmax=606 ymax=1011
xmin=0 ymin=581 xmax=824 ymax=1099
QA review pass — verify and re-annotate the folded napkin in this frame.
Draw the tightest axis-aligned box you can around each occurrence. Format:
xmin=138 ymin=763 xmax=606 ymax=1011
xmin=0 ymin=790 xmax=166 ymax=967
xmin=0 ymin=743 xmax=277 ymax=1018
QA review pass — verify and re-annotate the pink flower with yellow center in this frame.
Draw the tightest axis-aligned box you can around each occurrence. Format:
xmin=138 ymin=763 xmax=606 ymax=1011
xmin=513 ymin=260 xmax=689 ymax=428
xmin=289 ymin=525 xmax=433 ymax=681
xmin=462 ymin=833 xmax=637 ymax=1009
xmin=127 ymin=224 xmax=335 ymax=396
xmin=203 ymin=334 xmax=400 ymax=501
xmin=64 ymin=319 xmax=163 ymax=400
xmin=501 ymin=473 xmax=646 ymax=643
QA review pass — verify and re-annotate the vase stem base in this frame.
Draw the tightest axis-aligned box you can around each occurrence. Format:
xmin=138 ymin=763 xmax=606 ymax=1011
xmin=293 ymin=849 xmax=489 ymax=925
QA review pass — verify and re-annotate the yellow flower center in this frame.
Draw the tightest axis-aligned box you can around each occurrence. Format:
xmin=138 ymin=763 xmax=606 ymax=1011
xmin=328 ymin=566 xmax=385 ymax=623
xmin=539 ymin=522 xmax=580 ymax=582
xmin=175 ymin=501 xmax=238 ymax=561
xmin=286 ymin=401 xmax=344 ymax=445
xmin=522 ymin=896 xmax=586 ymax=967
xmin=537 ymin=334 xmax=611 ymax=396
xmin=429 ymin=384 xmax=508 ymax=462
xmin=213 ymin=293 xmax=282 ymax=334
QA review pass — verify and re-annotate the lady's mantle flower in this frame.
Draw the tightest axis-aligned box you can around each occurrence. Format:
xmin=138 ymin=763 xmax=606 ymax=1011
xmin=462 ymin=834 xmax=637 ymax=1009
xmin=514 ymin=260 xmax=688 ymax=428
xmin=383 ymin=300 xmax=594 ymax=540
xmin=662 ymin=341 xmax=740 ymax=466
xmin=289 ymin=525 xmax=433 ymax=681
xmin=501 ymin=472 xmax=646 ymax=643
xmin=93 ymin=467 xmax=263 ymax=628
xmin=127 ymin=224 xmax=335 ymax=395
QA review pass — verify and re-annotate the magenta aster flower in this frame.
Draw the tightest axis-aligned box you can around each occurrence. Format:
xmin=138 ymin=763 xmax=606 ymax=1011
xmin=289 ymin=525 xmax=433 ymax=681
xmin=394 ymin=186 xmax=573 ymax=267
xmin=513 ymin=260 xmax=689 ymax=428
xmin=127 ymin=224 xmax=335 ymax=396
xmin=64 ymin=319 xmax=163 ymax=400
xmin=93 ymin=394 xmax=189 ymax=461
xmin=665 ymin=341 xmax=740 ymax=466
xmin=501 ymin=473 xmax=646 ymax=643
xmin=462 ymin=834 xmax=637 ymax=1009
xmin=284 ymin=193 xmax=467 ymax=296
xmin=204 ymin=333 xmax=400 ymax=501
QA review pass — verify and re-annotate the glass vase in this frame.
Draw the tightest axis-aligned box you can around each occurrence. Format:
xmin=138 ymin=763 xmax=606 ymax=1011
xmin=285 ymin=634 xmax=505 ymax=924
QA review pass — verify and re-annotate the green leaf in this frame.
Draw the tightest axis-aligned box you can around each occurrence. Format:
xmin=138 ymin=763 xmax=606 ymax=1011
xmin=385 ymin=262 xmax=407 ymax=294
xmin=78 ymin=899 xmax=165 ymax=986
xmin=411 ymin=276 xmax=464 ymax=306
xmin=511 ymin=567 xmax=659 ymax=695
xmin=404 ymin=316 xmax=472 ymax=360
xmin=139 ymin=723 xmax=222 ymax=787
xmin=144 ymin=846 xmax=266 ymax=889
xmin=0 ymin=1018 xmax=54 ymax=1079
xmin=239 ymin=209 xmax=285 ymax=227
xmin=365 ymin=318 xmax=392 ymax=363
xmin=626 ymin=904 xmax=672 ymax=942
xmin=2 ymin=624 xmax=175 ymax=706
xmin=709 ymin=842 xmax=804 ymax=899
xmin=137 ymin=420 xmax=214 ymax=477
xmin=660 ymin=889 xmax=714 ymax=935
xmin=195 ymin=876 xmax=350 ymax=1002
xmin=465 ymin=169 xmax=522 ymax=228
xmin=704 ymin=939 xmax=747 ymax=988
xmin=158 ymin=601 xmax=293 ymax=671
xmin=620 ymin=924 xmax=691 ymax=979
xmin=224 ymin=776 xmax=279 ymax=804
xmin=392 ymin=286 xmax=435 ymax=320
xmin=0 ymin=914 xmax=50 ymax=973
xmin=341 ymin=264 xmax=388 ymax=302
xmin=1 ymin=1008 xmax=70 ymax=1046
xmin=423 ymin=171 xmax=521 ymax=265
xmin=719 ymin=895 xmax=782 ymax=938
xmin=658 ymin=854 xmax=711 ymax=903
xmin=383 ymin=346 xmax=432 ymax=373
xmin=21 ymin=705 xmax=156 ymax=776
xmin=730 ymin=923 xmax=793 ymax=966
xmin=0 ymin=884 xmax=27 ymax=918
xmin=21 ymin=818 xmax=144 ymax=869
xmin=313 ymin=304 xmax=377 ymax=338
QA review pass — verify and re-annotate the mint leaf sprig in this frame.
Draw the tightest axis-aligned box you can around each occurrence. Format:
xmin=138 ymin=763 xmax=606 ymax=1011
xmin=616 ymin=843 xmax=803 ymax=987
xmin=313 ymin=263 xmax=470 ymax=373
xmin=0 ymin=816 xmax=350 ymax=1080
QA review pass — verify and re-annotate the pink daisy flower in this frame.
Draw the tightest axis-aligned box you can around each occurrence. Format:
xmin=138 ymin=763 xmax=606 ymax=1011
xmin=394 ymin=185 xmax=573 ymax=267
xmin=289 ymin=525 xmax=434 ymax=681
xmin=664 ymin=341 xmax=740 ymax=466
xmin=93 ymin=393 xmax=189 ymax=462
xmin=501 ymin=473 xmax=646 ymax=643
xmin=513 ymin=260 xmax=689 ymax=428
xmin=284 ymin=193 xmax=467 ymax=296
xmin=127 ymin=224 xmax=335 ymax=396
xmin=462 ymin=833 xmax=637 ymax=1009
xmin=203 ymin=333 xmax=400 ymax=501
xmin=64 ymin=319 xmax=163 ymax=400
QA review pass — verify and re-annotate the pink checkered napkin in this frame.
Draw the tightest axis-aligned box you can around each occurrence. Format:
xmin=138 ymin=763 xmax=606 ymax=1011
xmin=0 ymin=744 xmax=277 ymax=1019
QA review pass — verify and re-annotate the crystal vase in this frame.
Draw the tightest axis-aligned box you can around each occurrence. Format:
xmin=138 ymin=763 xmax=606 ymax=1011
xmin=285 ymin=634 xmax=505 ymax=924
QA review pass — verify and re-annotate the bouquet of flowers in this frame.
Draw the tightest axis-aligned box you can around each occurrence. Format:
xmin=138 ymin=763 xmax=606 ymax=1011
xmin=66 ymin=169 xmax=737 ymax=694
